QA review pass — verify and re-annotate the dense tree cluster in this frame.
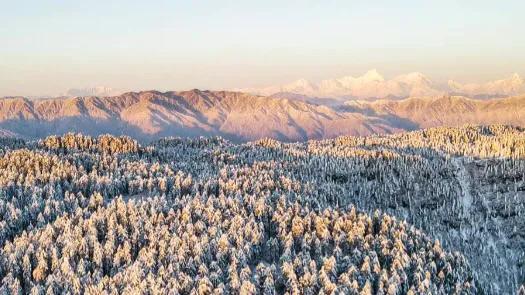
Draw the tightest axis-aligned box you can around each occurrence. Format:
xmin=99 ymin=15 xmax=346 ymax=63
xmin=41 ymin=133 xmax=139 ymax=154
xmin=0 ymin=138 xmax=25 ymax=153
xmin=335 ymin=124 xmax=525 ymax=159
xmin=1 ymin=195 xmax=476 ymax=294
xmin=0 ymin=125 xmax=523 ymax=293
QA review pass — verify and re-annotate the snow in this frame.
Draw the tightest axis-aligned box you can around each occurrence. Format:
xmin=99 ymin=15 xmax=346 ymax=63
xmin=451 ymin=157 xmax=473 ymax=215
xmin=240 ymin=71 xmax=525 ymax=99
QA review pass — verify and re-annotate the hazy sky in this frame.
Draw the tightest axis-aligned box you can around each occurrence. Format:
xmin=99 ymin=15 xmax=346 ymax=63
xmin=1 ymin=0 xmax=524 ymax=96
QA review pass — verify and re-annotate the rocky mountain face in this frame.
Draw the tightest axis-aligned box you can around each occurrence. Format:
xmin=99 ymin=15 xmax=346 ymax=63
xmin=0 ymin=90 xmax=398 ymax=141
xmin=0 ymin=90 xmax=524 ymax=142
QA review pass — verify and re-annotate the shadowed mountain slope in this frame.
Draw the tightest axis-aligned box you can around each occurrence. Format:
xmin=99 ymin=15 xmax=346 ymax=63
xmin=344 ymin=95 xmax=525 ymax=129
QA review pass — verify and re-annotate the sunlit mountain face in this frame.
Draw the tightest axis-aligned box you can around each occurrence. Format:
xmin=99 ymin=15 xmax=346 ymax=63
xmin=0 ymin=89 xmax=525 ymax=142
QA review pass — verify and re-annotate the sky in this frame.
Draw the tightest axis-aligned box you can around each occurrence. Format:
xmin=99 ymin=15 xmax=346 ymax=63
xmin=1 ymin=0 xmax=524 ymax=96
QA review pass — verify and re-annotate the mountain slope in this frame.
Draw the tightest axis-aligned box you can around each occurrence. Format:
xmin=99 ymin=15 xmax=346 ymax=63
xmin=0 ymin=90 xmax=398 ymax=141
xmin=344 ymin=95 xmax=525 ymax=128
xmin=0 ymin=91 xmax=524 ymax=141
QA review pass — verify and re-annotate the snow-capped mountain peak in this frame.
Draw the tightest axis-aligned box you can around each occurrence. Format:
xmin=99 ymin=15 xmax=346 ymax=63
xmin=393 ymin=72 xmax=431 ymax=85
xmin=63 ymin=86 xmax=125 ymax=97
xmin=239 ymin=71 xmax=525 ymax=100
xmin=448 ymin=73 xmax=525 ymax=97
xmin=358 ymin=69 xmax=385 ymax=82
xmin=283 ymin=78 xmax=318 ymax=93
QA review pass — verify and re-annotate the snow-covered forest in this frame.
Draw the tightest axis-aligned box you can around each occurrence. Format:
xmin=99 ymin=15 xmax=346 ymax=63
xmin=0 ymin=125 xmax=524 ymax=294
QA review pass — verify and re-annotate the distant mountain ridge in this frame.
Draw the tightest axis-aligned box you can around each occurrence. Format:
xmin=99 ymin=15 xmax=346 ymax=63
xmin=0 ymin=90 xmax=524 ymax=141
xmin=342 ymin=95 xmax=525 ymax=129
xmin=239 ymin=70 xmax=525 ymax=100
xmin=62 ymin=86 xmax=125 ymax=97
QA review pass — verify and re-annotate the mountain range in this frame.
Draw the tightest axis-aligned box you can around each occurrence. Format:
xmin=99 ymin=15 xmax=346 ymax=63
xmin=0 ymin=89 xmax=524 ymax=142
xmin=239 ymin=70 xmax=525 ymax=100
xmin=61 ymin=86 xmax=125 ymax=97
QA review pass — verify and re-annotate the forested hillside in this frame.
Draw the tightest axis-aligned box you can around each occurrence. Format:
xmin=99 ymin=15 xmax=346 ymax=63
xmin=1 ymin=125 xmax=524 ymax=293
